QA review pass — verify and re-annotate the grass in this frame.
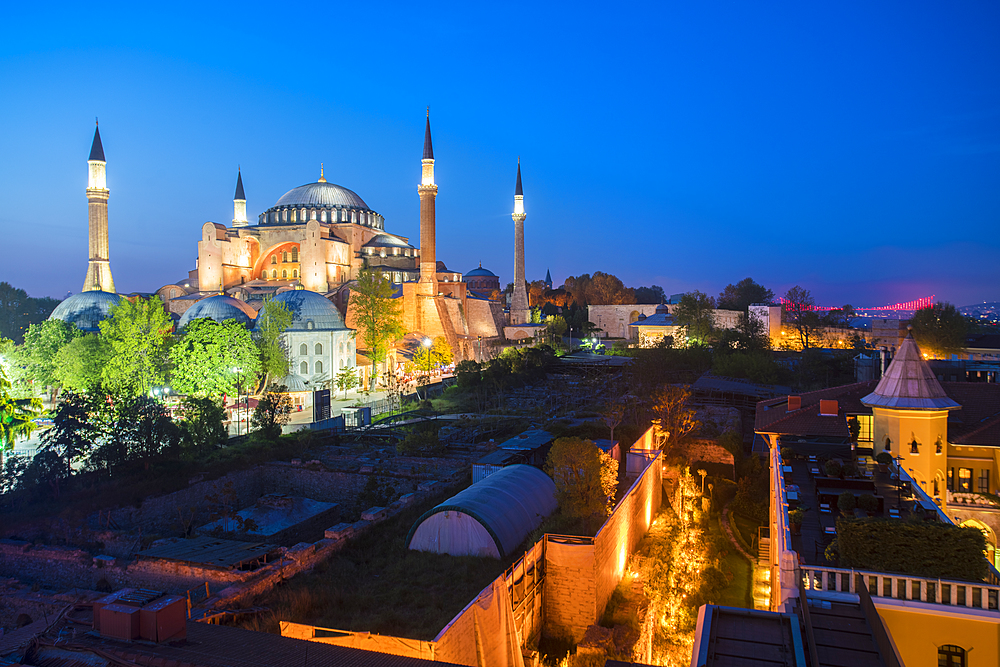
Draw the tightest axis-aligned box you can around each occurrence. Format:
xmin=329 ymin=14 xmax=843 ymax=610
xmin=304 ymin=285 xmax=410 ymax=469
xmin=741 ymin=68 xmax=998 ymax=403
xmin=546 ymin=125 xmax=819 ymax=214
xmin=708 ymin=516 xmax=753 ymax=608
xmin=730 ymin=511 xmax=761 ymax=554
xmin=241 ymin=490 xmax=519 ymax=641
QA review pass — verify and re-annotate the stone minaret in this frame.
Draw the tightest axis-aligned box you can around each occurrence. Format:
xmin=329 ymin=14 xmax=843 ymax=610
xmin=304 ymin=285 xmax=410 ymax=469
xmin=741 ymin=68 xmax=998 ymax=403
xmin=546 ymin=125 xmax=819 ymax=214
xmin=232 ymin=168 xmax=248 ymax=227
xmin=418 ymin=110 xmax=438 ymax=290
xmin=83 ymin=121 xmax=115 ymax=293
xmin=510 ymin=159 xmax=529 ymax=324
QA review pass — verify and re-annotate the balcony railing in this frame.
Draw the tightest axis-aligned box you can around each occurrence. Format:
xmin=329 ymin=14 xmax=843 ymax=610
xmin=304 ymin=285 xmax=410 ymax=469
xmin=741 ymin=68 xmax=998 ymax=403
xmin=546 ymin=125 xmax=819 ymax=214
xmin=801 ymin=564 xmax=1000 ymax=611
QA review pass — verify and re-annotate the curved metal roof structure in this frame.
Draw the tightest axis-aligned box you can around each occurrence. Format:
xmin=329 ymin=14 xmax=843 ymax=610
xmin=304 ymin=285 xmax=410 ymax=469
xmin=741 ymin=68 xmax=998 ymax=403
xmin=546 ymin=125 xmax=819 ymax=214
xmin=464 ymin=266 xmax=497 ymax=278
xmin=253 ymin=289 xmax=348 ymax=333
xmin=49 ymin=290 xmax=122 ymax=333
xmin=178 ymin=294 xmax=255 ymax=329
xmin=406 ymin=465 xmax=557 ymax=558
xmin=362 ymin=233 xmax=413 ymax=249
xmin=862 ymin=331 xmax=960 ymax=410
xmin=274 ymin=182 xmax=369 ymax=210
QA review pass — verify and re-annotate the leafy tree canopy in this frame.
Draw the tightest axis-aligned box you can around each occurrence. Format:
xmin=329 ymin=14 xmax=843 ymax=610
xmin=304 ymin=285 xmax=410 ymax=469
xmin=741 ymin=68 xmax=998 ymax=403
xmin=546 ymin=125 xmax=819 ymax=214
xmin=52 ymin=335 xmax=108 ymax=394
xmin=0 ymin=282 xmax=61 ymax=344
xmin=349 ymin=270 xmax=404 ymax=384
xmin=170 ymin=318 xmax=262 ymax=398
xmin=99 ymin=296 xmax=173 ymax=397
xmin=177 ymin=396 xmax=228 ymax=454
xmin=563 ymin=272 xmax=635 ymax=307
xmin=0 ymin=366 xmax=41 ymax=451
xmin=717 ymin=278 xmax=774 ymax=313
xmin=253 ymin=295 xmax=293 ymax=390
xmin=251 ymin=385 xmax=292 ymax=441
xmin=910 ymin=302 xmax=970 ymax=358
xmin=22 ymin=318 xmax=82 ymax=392
xmin=545 ymin=437 xmax=619 ymax=531
xmin=782 ymin=285 xmax=821 ymax=350
xmin=634 ymin=285 xmax=666 ymax=304
xmin=673 ymin=291 xmax=716 ymax=345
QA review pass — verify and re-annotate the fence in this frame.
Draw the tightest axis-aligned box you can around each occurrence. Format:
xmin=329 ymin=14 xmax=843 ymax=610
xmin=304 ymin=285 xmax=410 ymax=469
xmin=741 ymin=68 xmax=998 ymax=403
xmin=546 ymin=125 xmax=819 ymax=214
xmin=801 ymin=565 xmax=1000 ymax=610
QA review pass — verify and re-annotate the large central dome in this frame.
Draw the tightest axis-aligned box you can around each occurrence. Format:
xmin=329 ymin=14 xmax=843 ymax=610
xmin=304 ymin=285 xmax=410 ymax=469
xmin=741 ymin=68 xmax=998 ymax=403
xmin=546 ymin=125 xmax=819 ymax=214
xmin=275 ymin=182 xmax=369 ymax=209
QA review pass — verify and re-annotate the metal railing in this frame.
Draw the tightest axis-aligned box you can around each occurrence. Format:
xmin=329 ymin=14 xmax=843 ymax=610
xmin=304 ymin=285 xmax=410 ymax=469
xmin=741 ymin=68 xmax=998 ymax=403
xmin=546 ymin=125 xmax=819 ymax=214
xmin=856 ymin=576 xmax=904 ymax=667
xmin=801 ymin=565 xmax=1000 ymax=611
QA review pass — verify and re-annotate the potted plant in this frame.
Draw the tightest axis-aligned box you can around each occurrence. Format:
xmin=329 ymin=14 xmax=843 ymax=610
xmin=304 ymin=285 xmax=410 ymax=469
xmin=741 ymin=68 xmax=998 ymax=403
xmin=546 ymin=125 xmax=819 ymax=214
xmin=876 ymin=451 xmax=892 ymax=473
xmin=824 ymin=460 xmax=842 ymax=478
xmin=789 ymin=508 xmax=806 ymax=535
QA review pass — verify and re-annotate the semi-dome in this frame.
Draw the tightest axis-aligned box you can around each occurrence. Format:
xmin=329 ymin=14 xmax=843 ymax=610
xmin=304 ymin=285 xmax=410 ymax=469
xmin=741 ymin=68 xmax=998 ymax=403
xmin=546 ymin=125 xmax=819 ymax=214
xmin=276 ymin=373 xmax=309 ymax=392
xmin=178 ymin=294 xmax=256 ymax=329
xmin=363 ymin=234 xmax=413 ymax=249
xmin=254 ymin=289 xmax=348 ymax=332
xmin=275 ymin=182 xmax=369 ymax=210
xmin=49 ymin=291 xmax=122 ymax=333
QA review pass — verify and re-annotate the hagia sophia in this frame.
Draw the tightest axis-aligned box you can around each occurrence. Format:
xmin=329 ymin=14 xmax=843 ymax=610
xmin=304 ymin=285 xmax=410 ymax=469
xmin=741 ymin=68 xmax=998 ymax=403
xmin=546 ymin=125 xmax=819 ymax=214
xmin=50 ymin=115 xmax=536 ymax=392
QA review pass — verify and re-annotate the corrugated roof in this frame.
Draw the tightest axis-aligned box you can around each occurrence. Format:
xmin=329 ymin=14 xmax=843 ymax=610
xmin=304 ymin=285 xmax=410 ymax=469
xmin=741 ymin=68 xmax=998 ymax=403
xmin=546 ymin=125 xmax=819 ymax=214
xmin=406 ymin=465 xmax=556 ymax=557
xmin=137 ymin=536 xmax=279 ymax=569
xmin=862 ymin=332 xmax=959 ymax=410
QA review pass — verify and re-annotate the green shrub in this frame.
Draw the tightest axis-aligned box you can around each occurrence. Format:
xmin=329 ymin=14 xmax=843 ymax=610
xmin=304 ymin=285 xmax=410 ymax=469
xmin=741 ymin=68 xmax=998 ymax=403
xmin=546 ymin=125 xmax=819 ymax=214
xmin=858 ymin=494 xmax=879 ymax=513
xmin=837 ymin=492 xmax=856 ymax=514
xmin=836 ymin=519 xmax=988 ymax=581
xmin=824 ymin=460 xmax=842 ymax=478
xmin=876 ymin=451 xmax=893 ymax=465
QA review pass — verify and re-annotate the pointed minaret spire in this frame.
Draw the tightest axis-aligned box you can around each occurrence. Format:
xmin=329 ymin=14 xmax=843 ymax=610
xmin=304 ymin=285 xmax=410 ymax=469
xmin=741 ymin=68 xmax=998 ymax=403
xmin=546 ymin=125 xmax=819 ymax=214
xmin=423 ymin=108 xmax=434 ymax=160
xmin=515 ymin=156 xmax=523 ymax=196
xmin=318 ymin=163 xmax=327 ymax=183
xmin=89 ymin=120 xmax=106 ymax=162
xmin=83 ymin=121 xmax=115 ymax=293
xmin=233 ymin=167 xmax=248 ymax=227
xmin=511 ymin=159 xmax=529 ymax=324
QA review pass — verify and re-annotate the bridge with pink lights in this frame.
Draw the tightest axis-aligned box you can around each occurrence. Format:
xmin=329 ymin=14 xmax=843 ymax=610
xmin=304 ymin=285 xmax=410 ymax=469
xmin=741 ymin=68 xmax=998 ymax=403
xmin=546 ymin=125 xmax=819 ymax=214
xmin=777 ymin=296 xmax=935 ymax=313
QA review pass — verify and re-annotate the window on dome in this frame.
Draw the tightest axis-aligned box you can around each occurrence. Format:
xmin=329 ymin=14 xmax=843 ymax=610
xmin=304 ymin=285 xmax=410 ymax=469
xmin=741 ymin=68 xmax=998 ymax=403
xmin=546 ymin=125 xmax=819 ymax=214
xmin=315 ymin=343 xmax=323 ymax=355
xmin=300 ymin=361 xmax=308 ymax=374
xmin=300 ymin=343 xmax=308 ymax=356
xmin=283 ymin=209 xmax=288 ymax=222
xmin=306 ymin=320 xmax=314 ymax=330
xmin=321 ymin=210 xmax=327 ymax=222
xmin=315 ymin=360 xmax=323 ymax=374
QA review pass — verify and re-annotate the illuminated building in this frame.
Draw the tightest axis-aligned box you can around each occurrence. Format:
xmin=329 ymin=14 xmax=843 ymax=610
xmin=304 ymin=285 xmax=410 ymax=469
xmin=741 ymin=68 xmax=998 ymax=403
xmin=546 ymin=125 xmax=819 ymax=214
xmin=510 ymin=160 xmax=529 ymax=324
xmin=83 ymin=122 xmax=115 ymax=294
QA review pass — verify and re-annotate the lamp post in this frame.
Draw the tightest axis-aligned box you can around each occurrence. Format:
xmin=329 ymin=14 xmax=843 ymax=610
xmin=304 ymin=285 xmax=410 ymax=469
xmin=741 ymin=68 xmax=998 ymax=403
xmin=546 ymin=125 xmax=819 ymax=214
xmin=477 ymin=335 xmax=482 ymax=363
xmin=892 ymin=453 xmax=904 ymax=511
xmin=232 ymin=367 xmax=242 ymax=437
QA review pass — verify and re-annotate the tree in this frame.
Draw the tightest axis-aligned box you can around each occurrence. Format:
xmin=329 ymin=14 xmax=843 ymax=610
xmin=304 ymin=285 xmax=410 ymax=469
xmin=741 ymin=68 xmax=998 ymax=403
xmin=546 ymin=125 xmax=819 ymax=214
xmin=431 ymin=336 xmax=453 ymax=366
xmin=0 ymin=283 xmax=60 ymax=344
xmin=251 ymin=385 xmax=292 ymax=441
xmin=40 ymin=391 xmax=97 ymax=477
xmin=545 ymin=437 xmax=619 ymax=532
xmin=253 ymin=295 xmax=293 ymax=390
xmin=99 ymin=296 xmax=173 ymax=397
xmin=91 ymin=395 xmax=179 ymax=471
xmin=652 ymin=384 xmax=700 ymax=450
xmin=0 ymin=366 xmax=41 ymax=454
xmin=910 ymin=302 xmax=970 ymax=358
xmin=170 ymin=318 xmax=262 ymax=398
xmin=782 ymin=286 xmax=820 ymax=350
xmin=673 ymin=291 xmax=716 ymax=345
xmin=349 ymin=270 xmax=404 ymax=388
xmin=334 ymin=366 xmax=359 ymax=399
xmin=22 ymin=318 xmax=82 ymax=396
xmin=177 ymin=396 xmax=228 ymax=455
xmin=717 ymin=278 xmax=774 ymax=313
xmin=52 ymin=335 xmax=109 ymax=394
xmin=545 ymin=314 xmax=568 ymax=345
xmin=587 ymin=272 xmax=635 ymax=305
xmin=634 ymin=285 xmax=666 ymax=305
xmin=715 ymin=312 xmax=771 ymax=354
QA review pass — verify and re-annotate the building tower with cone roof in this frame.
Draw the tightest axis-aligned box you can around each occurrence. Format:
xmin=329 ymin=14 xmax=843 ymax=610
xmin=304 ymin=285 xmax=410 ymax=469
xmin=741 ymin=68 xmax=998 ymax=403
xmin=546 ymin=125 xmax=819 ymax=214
xmin=418 ymin=110 xmax=438 ymax=290
xmin=510 ymin=159 xmax=530 ymax=324
xmin=232 ymin=168 xmax=248 ymax=227
xmin=83 ymin=122 xmax=115 ymax=293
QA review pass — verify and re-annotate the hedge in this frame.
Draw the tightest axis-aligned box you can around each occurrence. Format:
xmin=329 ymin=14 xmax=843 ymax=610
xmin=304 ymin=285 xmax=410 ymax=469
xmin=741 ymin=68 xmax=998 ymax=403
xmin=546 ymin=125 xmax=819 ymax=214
xmin=835 ymin=518 xmax=988 ymax=582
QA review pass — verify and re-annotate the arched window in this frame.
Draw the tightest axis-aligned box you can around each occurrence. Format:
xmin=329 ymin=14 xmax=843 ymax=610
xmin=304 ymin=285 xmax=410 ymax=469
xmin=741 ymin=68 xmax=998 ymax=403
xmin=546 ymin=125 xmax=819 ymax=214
xmin=884 ymin=437 xmax=891 ymax=453
xmin=339 ymin=341 xmax=344 ymax=353
xmin=282 ymin=270 xmax=288 ymax=279
xmin=282 ymin=251 xmax=289 ymax=263
xmin=271 ymin=270 xmax=277 ymax=279
xmin=300 ymin=343 xmax=308 ymax=355
xmin=292 ymin=269 xmax=298 ymax=278
xmin=300 ymin=361 xmax=308 ymax=374
xmin=320 ymin=210 xmax=327 ymax=222
xmin=315 ymin=360 xmax=323 ymax=374
xmin=291 ymin=248 xmax=299 ymax=262
xmin=271 ymin=255 xmax=277 ymax=265
xmin=315 ymin=343 xmax=323 ymax=355
xmin=306 ymin=320 xmax=314 ymax=330
xmin=939 ymin=645 xmax=966 ymax=667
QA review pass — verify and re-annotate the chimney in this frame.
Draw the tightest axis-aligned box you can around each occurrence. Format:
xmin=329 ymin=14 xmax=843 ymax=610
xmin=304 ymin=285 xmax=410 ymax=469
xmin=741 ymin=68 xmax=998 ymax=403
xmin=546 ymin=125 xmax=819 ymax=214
xmin=787 ymin=396 xmax=801 ymax=411
xmin=819 ymin=399 xmax=839 ymax=416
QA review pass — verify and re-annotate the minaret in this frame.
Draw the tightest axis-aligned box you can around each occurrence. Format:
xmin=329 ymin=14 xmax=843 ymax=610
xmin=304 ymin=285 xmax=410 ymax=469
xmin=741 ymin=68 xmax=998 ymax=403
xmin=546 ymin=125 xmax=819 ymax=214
xmin=232 ymin=168 xmax=248 ymax=227
xmin=418 ymin=109 xmax=438 ymax=290
xmin=510 ymin=158 xmax=529 ymax=324
xmin=83 ymin=121 xmax=115 ymax=293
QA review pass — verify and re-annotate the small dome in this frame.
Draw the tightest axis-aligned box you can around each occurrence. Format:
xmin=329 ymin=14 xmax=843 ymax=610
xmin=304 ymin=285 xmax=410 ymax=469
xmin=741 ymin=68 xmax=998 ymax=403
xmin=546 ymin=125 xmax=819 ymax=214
xmin=49 ymin=291 xmax=122 ymax=333
xmin=254 ymin=290 xmax=348 ymax=332
xmin=276 ymin=373 xmax=309 ymax=392
xmin=362 ymin=234 xmax=413 ymax=249
xmin=179 ymin=294 xmax=255 ymax=329
xmin=465 ymin=266 xmax=497 ymax=278
xmin=275 ymin=182 xmax=369 ymax=209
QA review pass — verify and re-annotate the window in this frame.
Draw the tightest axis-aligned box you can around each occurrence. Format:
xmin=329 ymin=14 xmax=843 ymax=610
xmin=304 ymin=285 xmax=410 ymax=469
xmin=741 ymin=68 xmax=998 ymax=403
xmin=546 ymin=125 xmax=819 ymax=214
xmin=315 ymin=360 xmax=323 ymax=374
xmin=939 ymin=644 xmax=966 ymax=667
xmin=884 ymin=437 xmax=891 ymax=453
xmin=271 ymin=255 xmax=277 ymax=264
xmin=910 ymin=438 xmax=919 ymax=454
xmin=282 ymin=251 xmax=289 ymax=263
xmin=299 ymin=343 xmax=308 ymax=355
xmin=979 ymin=469 xmax=990 ymax=494
xmin=958 ymin=468 xmax=973 ymax=493
xmin=291 ymin=248 xmax=299 ymax=262
xmin=321 ymin=210 xmax=327 ymax=222
xmin=315 ymin=343 xmax=322 ymax=355
xmin=300 ymin=361 xmax=308 ymax=374
xmin=856 ymin=415 xmax=873 ymax=442
xmin=282 ymin=270 xmax=288 ymax=279
xmin=947 ymin=467 xmax=954 ymax=492
xmin=292 ymin=269 xmax=298 ymax=278
xmin=271 ymin=270 xmax=277 ymax=279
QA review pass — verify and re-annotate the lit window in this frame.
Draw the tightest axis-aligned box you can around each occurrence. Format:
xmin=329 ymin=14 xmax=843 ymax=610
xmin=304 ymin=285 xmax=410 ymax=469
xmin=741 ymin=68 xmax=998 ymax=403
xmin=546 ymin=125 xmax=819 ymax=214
xmin=271 ymin=256 xmax=277 ymax=265
xmin=315 ymin=360 xmax=323 ymax=374
xmin=315 ymin=343 xmax=322 ymax=355
xmin=856 ymin=415 xmax=872 ymax=442
xmin=300 ymin=361 xmax=307 ymax=374
xmin=292 ymin=270 xmax=298 ymax=278
xmin=291 ymin=248 xmax=299 ymax=262
xmin=947 ymin=468 xmax=954 ymax=491
xmin=910 ymin=439 xmax=919 ymax=454
xmin=321 ymin=210 xmax=327 ymax=222
xmin=979 ymin=469 xmax=990 ymax=494
xmin=283 ymin=251 xmax=289 ymax=263
xmin=300 ymin=343 xmax=308 ymax=355
xmin=959 ymin=468 xmax=973 ymax=493
xmin=271 ymin=270 xmax=277 ymax=279
xmin=282 ymin=270 xmax=288 ymax=279
xmin=939 ymin=645 xmax=966 ymax=667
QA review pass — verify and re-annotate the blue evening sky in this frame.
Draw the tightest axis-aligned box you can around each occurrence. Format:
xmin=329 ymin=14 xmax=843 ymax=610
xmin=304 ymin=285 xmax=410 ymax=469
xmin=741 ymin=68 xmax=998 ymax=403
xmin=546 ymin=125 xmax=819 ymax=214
xmin=1 ymin=1 xmax=998 ymax=307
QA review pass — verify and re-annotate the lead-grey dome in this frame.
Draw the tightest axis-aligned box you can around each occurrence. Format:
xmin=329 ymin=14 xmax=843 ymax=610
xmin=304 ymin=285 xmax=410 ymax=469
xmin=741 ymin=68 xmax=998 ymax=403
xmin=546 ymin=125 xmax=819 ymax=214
xmin=49 ymin=291 xmax=122 ymax=332
xmin=362 ymin=234 xmax=413 ymax=249
xmin=275 ymin=182 xmax=369 ymax=209
xmin=179 ymin=294 xmax=255 ymax=329
xmin=254 ymin=290 xmax=348 ymax=332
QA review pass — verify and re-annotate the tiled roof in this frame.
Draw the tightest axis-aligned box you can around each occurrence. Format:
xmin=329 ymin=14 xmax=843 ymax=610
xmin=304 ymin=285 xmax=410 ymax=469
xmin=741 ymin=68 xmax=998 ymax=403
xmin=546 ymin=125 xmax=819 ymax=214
xmin=755 ymin=382 xmax=877 ymax=436
xmin=861 ymin=332 xmax=959 ymax=410
xmin=942 ymin=382 xmax=1000 ymax=447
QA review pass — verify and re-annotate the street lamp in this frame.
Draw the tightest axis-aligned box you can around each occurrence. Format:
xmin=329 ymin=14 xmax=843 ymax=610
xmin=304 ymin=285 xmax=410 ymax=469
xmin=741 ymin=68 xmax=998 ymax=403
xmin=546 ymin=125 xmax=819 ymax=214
xmin=232 ymin=367 xmax=242 ymax=437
